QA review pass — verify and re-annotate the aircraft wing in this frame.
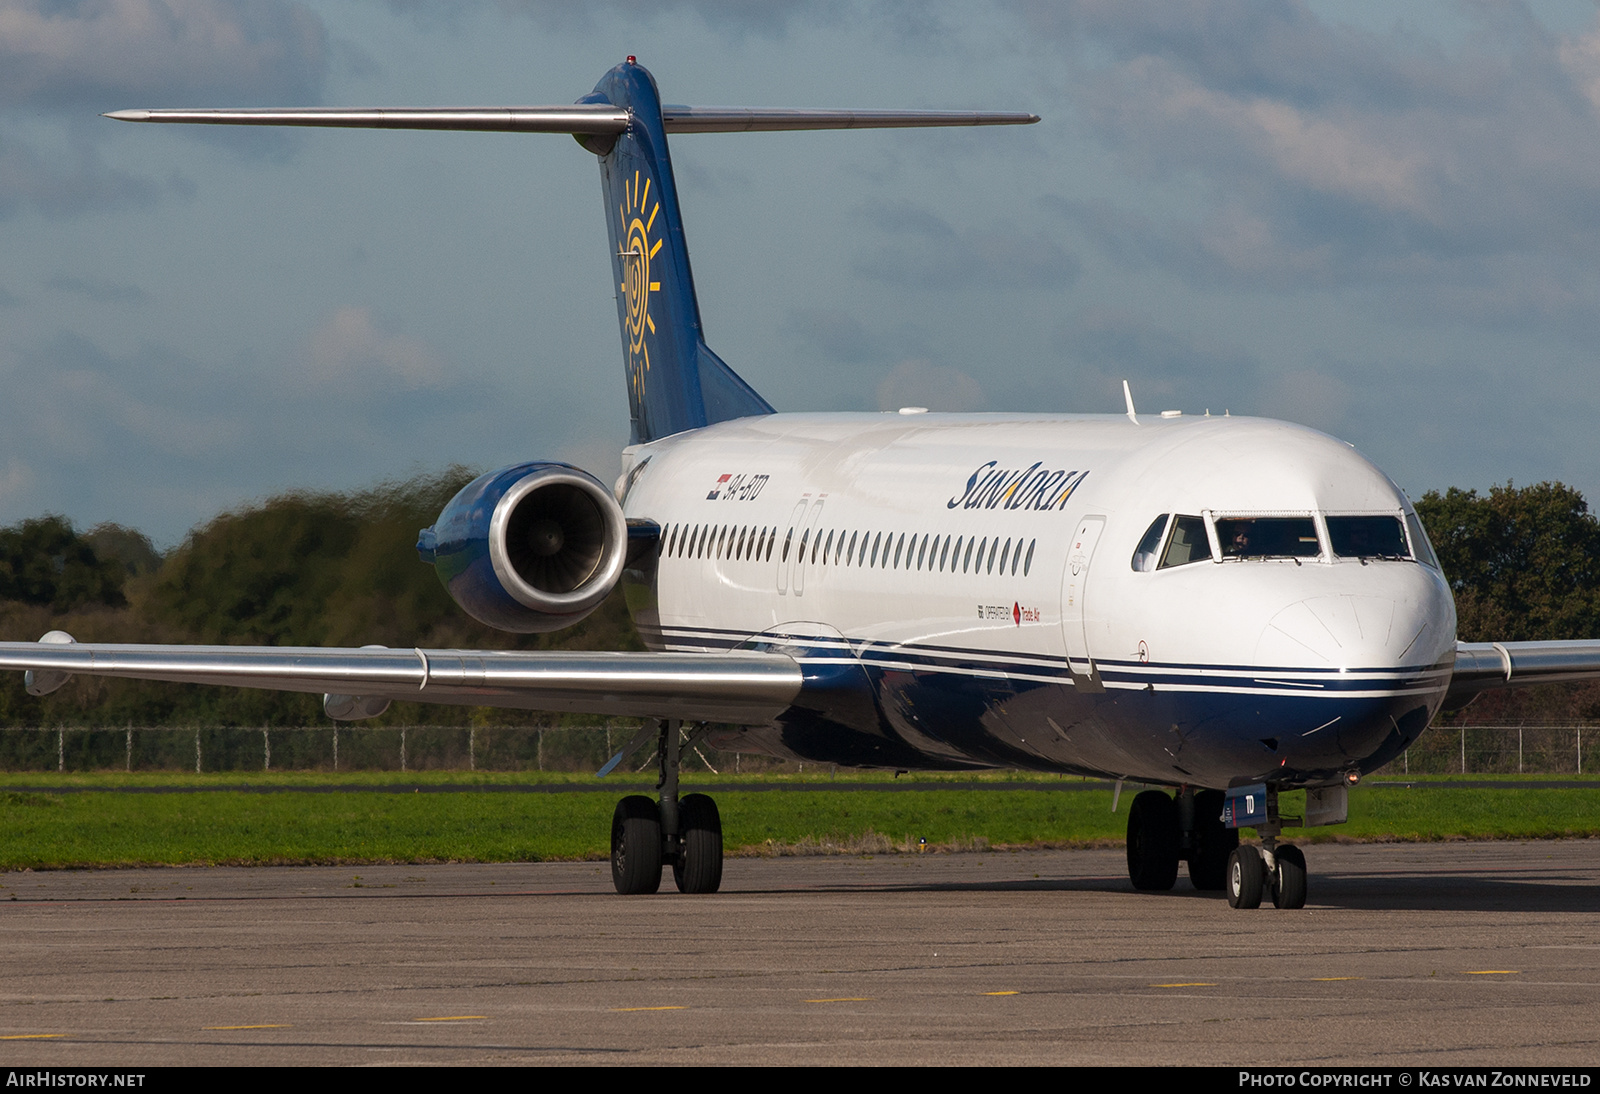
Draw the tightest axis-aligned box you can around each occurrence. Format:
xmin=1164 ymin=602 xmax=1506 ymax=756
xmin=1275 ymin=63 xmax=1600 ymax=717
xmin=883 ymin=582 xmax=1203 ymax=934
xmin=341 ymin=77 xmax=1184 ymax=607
xmin=1447 ymin=640 xmax=1600 ymax=706
xmin=0 ymin=640 xmax=801 ymax=725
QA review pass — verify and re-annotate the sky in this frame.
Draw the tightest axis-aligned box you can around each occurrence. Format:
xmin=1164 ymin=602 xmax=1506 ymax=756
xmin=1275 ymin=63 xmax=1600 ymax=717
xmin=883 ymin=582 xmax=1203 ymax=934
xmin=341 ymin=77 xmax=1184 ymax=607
xmin=5 ymin=0 xmax=1600 ymax=546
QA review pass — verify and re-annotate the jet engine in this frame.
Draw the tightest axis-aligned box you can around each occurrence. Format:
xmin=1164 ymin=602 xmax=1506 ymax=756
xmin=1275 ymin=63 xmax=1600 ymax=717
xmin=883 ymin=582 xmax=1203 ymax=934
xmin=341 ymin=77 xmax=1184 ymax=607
xmin=417 ymin=461 xmax=627 ymax=633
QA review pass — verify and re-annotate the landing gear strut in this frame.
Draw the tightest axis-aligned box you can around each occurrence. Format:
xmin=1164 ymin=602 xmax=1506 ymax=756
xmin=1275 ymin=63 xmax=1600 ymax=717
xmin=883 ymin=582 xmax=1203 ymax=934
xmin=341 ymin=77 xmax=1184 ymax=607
xmin=607 ymin=718 xmax=724 ymax=895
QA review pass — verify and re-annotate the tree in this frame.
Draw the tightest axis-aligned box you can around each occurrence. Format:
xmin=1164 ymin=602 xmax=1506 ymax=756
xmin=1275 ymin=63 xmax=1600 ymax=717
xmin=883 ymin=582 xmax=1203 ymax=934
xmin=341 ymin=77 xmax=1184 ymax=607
xmin=0 ymin=516 xmax=126 ymax=611
xmin=1415 ymin=482 xmax=1600 ymax=643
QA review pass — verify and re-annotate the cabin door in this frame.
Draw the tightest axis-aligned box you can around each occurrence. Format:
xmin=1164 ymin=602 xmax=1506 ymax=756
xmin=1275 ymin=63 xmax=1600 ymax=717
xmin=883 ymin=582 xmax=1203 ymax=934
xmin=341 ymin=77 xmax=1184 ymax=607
xmin=1061 ymin=514 xmax=1106 ymax=691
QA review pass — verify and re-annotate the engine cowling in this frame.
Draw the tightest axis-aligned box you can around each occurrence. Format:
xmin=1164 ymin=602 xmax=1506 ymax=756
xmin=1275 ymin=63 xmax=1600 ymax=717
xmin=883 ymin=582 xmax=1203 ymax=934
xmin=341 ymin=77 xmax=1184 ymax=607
xmin=418 ymin=462 xmax=627 ymax=633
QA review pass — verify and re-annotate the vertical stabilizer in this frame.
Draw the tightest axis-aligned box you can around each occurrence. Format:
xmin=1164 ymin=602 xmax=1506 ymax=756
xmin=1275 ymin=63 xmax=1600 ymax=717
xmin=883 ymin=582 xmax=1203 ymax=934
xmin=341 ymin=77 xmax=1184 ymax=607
xmin=583 ymin=60 xmax=775 ymax=444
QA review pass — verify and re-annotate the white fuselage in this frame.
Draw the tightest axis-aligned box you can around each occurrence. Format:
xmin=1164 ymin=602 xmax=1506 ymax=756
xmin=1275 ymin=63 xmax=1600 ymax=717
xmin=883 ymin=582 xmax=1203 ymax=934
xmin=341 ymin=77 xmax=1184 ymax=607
xmin=619 ymin=411 xmax=1457 ymax=788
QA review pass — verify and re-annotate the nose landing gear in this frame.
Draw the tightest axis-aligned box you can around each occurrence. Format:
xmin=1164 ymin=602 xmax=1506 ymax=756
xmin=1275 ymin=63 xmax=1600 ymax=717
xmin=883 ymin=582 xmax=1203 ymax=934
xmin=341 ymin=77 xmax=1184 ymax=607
xmin=1220 ymin=784 xmax=1307 ymax=909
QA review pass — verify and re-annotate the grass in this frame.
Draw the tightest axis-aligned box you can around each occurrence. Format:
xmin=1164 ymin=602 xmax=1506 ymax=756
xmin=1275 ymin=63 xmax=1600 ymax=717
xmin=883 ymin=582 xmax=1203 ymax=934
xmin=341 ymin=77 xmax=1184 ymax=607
xmin=0 ymin=773 xmax=1593 ymax=869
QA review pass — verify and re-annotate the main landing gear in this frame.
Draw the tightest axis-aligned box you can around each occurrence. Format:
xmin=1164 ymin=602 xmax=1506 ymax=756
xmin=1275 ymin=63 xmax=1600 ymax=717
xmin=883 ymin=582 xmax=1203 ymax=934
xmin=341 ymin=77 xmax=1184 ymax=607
xmin=1126 ymin=787 xmax=1237 ymax=893
xmin=608 ymin=718 xmax=724 ymax=896
xmin=1125 ymin=785 xmax=1307 ymax=908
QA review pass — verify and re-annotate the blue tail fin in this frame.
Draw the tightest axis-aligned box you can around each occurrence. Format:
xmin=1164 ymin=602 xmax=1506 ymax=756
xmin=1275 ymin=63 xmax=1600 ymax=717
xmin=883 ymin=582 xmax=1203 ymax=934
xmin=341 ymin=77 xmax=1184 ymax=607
xmin=582 ymin=61 xmax=774 ymax=444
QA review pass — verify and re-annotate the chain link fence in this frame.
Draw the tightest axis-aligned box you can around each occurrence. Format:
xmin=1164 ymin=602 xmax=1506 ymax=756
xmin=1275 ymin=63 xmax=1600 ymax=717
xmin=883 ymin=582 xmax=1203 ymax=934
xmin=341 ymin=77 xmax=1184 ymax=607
xmin=0 ymin=722 xmax=1594 ymax=776
xmin=0 ymin=723 xmax=782 ymax=775
xmin=1387 ymin=724 xmax=1597 ymax=776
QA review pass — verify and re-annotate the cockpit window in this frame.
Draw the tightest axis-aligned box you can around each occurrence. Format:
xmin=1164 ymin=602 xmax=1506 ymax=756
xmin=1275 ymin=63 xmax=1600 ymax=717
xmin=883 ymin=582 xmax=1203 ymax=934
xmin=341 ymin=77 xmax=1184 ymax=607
xmin=1216 ymin=517 xmax=1320 ymax=559
xmin=1131 ymin=515 xmax=1168 ymax=572
xmin=1405 ymin=511 xmax=1441 ymax=569
xmin=1327 ymin=515 xmax=1408 ymax=559
xmin=1159 ymin=515 xmax=1210 ymax=568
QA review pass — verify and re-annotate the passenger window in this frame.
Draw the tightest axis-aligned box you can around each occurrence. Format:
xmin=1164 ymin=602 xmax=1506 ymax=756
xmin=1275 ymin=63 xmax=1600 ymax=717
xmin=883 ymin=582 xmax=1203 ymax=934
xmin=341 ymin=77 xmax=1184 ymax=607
xmin=1131 ymin=515 xmax=1169 ymax=572
xmin=1328 ymin=516 xmax=1408 ymax=559
xmin=1159 ymin=515 xmax=1209 ymax=568
xmin=1216 ymin=517 xmax=1320 ymax=559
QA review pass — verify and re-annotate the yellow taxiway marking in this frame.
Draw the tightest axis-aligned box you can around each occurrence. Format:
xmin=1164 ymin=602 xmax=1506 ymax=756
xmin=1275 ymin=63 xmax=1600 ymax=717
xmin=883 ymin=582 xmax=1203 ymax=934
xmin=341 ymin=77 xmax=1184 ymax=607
xmin=203 ymin=1024 xmax=292 ymax=1031
xmin=983 ymin=991 xmax=1020 ymax=996
xmin=1464 ymin=970 xmax=1519 ymax=975
xmin=610 ymin=1006 xmax=685 ymax=1012
xmin=806 ymin=997 xmax=875 ymax=1003
xmin=1311 ymin=977 xmax=1364 ymax=982
xmin=1152 ymin=982 xmax=1217 ymax=988
xmin=412 ymin=1016 xmax=487 ymax=1022
xmin=0 ymin=1034 xmax=64 ymax=1040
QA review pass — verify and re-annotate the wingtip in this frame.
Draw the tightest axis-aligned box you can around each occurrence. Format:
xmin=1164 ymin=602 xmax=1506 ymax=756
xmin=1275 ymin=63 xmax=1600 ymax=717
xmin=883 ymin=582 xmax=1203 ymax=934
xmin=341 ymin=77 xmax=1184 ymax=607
xmin=103 ymin=110 xmax=150 ymax=122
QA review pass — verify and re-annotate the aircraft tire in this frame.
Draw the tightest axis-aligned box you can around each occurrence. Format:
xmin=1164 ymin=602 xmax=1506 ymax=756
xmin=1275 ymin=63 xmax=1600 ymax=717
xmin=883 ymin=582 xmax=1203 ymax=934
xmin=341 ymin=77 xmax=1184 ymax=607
xmin=1187 ymin=788 xmax=1237 ymax=891
xmin=1127 ymin=790 xmax=1180 ymax=891
xmin=1272 ymin=844 xmax=1307 ymax=909
xmin=672 ymin=793 xmax=724 ymax=895
xmin=1226 ymin=845 xmax=1265 ymax=909
xmin=611 ymin=795 xmax=663 ymax=895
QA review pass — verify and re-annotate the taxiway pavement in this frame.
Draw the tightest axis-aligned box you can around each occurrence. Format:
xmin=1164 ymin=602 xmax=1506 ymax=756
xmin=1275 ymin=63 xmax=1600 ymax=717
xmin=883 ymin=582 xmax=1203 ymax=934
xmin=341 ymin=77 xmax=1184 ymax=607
xmin=0 ymin=841 xmax=1595 ymax=1066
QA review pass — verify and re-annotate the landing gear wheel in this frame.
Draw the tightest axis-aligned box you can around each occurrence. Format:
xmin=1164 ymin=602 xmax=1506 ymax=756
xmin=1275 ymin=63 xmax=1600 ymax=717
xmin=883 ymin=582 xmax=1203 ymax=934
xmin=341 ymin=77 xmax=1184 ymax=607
xmin=1226 ymin=845 xmax=1264 ymax=909
xmin=1272 ymin=844 xmax=1307 ymax=909
xmin=1187 ymin=788 xmax=1237 ymax=892
xmin=672 ymin=793 xmax=724 ymax=894
xmin=611 ymin=795 xmax=663 ymax=895
xmin=1127 ymin=790 xmax=1180 ymax=891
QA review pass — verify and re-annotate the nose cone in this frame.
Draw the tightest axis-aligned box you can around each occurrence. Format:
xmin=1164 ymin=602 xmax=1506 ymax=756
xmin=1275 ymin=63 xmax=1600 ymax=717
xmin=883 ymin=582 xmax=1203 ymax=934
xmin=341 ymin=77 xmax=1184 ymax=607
xmin=1256 ymin=565 xmax=1455 ymax=672
xmin=1244 ymin=564 xmax=1454 ymax=778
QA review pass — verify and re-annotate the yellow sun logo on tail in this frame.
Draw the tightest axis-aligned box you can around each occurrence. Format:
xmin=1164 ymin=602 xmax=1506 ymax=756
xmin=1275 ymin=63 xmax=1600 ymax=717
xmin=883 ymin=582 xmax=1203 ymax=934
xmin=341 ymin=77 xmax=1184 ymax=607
xmin=620 ymin=169 xmax=662 ymax=404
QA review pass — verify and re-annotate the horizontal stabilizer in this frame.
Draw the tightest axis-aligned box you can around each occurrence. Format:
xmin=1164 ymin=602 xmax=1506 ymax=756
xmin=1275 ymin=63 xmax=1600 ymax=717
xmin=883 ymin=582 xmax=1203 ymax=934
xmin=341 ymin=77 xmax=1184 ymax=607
xmin=104 ymin=106 xmax=1039 ymax=135
xmin=660 ymin=107 xmax=1040 ymax=131
xmin=103 ymin=105 xmax=632 ymax=134
xmin=0 ymin=640 xmax=802 ymax=724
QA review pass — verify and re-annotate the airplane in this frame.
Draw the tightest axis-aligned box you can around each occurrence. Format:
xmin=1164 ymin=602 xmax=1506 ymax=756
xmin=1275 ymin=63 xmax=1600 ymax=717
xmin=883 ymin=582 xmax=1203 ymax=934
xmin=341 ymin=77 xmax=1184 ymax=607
xmin=3 ymin=58 xmax=1597 ymax=909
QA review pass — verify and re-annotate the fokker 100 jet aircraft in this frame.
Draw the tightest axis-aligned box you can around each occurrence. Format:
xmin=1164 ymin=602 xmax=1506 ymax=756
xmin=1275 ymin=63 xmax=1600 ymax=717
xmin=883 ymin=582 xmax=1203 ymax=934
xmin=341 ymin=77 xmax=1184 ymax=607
xmin=4 ymin=59 xmax=1598 ymax=909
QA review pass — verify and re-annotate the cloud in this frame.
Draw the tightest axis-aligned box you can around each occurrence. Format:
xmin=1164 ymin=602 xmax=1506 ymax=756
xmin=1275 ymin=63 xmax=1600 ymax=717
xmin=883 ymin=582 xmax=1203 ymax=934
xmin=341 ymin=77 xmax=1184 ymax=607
xmin=0 ymin=0 xmax=327 ymax=109
xmin=855 ymin=201 xmax=1080 ymax=290
xmin=304 ymin=307 xmax=447 ymax=391
xmin=0 ymin=130 xmax=165 ymax=218
xmin=0 ymin=1 xmax=328 ymax=219
xmin=1017 ymin=0 xmax=1600 ymax=321
xmin=781 ymin=307 xmax=877 ymax=364
xmin=45 ymin=274 xmax=147 ymax=304
xmin=0 ymin=459 xmax=34 ymax=508
xmin=452 ymin=0 xmax=847 ymax=40
xmin=875 ymin=358 xmax=985 ymax=411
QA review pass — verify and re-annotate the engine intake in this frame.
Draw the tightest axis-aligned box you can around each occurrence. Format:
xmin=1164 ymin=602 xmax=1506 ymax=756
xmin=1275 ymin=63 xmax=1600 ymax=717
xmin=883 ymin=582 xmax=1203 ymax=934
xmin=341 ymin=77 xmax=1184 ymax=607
xmin=419 ymin=462 xmax=627 ymax=633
